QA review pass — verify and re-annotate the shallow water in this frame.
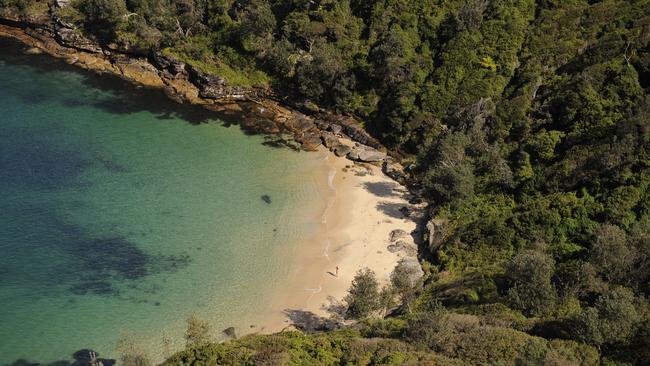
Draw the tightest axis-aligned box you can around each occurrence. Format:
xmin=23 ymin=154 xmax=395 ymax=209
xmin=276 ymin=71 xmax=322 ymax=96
xmin=0 ymin=38 xmax=328 ymax=364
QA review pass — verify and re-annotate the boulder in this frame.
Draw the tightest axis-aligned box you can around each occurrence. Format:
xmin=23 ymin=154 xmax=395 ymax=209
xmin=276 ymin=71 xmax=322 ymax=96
xmin=321 ymin=132 xmax=339 ymax=149
xmin=425 ymin=218 xmax=447 ymax=251
xmin=186 ymin=64 xmax=230 ymax=99
xmin=383 ymin=161 xmax=407 ymax=183
xmin=241 ymin=117 xmax=280 ymax=134
xmin=347 ymin=145 xmax=387 ymax=163
xmin=389 ymin=229 xmax=408 ymax=242
xmin=329 ymin=124 xmax=342 ymax=135
xmin=333 ymin=144 xmax=352 ymax=157
xmin=314 ymin=119 xmax=330 ymax=130
xmin=152 ymin=52 xmax=187 ymax=78
xmin=286 ymin=116 xmax=316 ymax=132
xmin=187 ymin=64 xmax=226 ymax=87
xmin=387 ymin=242 xmax=403 ymax=253
xmin=222 ymin=327 xmax=237 ymax=339
xmin=299 ymin=133 xmax=323 ymax=151
xmin=387 ymin=241 xmax=417 ymax=256
xmin=55 ymin=0 xmax=71 ymax=8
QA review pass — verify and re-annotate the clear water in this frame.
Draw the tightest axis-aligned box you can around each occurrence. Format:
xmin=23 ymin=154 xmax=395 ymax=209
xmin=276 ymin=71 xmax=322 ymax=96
xmin=0 ymin=39 xmax=328 ymax=364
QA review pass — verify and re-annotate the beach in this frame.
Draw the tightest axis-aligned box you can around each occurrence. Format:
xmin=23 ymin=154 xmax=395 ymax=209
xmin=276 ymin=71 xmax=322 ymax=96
xmin=0 ymin=29 xmax=422 ymax=361
xmin=252 ymin=144 xmax=421 ymax=333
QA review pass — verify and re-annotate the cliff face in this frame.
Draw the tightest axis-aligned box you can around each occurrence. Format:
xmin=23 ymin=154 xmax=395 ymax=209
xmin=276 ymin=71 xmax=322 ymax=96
xmin=0 ymin=10 xmax=385 ymax=159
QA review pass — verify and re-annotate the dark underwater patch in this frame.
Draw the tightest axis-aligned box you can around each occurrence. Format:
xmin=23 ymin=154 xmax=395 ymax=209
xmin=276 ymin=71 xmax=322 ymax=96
xmin=0 ymin=200 xmax=191 ymax=298
xmin=0 ymin=131 xmax=92 ymax=190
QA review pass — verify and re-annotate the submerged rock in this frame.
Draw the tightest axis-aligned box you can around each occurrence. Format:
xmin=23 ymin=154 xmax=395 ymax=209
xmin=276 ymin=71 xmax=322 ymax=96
xmin=261 ymin=195 xmax=272 ymax=204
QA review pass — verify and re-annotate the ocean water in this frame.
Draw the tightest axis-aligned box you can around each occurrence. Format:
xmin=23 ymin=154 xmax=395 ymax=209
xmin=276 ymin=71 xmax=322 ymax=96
xmin=0 ymin=39 xmax=328 ymax=364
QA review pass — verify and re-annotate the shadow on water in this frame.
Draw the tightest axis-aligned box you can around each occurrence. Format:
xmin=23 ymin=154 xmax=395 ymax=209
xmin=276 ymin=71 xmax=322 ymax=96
xmin=0 ymin=38 xmax=233 ymax=126
xmin=3 ymin=349 xmax=116 ymax=366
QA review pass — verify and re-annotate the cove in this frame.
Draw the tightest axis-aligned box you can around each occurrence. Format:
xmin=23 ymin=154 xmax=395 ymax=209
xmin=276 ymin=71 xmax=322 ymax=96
xmin=0 ymin=38 xmax=329 ymax=364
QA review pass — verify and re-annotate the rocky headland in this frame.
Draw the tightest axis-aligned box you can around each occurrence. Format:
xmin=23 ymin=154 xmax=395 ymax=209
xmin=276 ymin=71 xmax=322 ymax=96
xmin=0 ymin=7 xmax=408 ymax=177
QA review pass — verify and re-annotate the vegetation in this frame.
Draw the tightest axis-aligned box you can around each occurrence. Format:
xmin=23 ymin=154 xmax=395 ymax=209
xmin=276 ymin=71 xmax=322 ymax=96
xmin=2 ymin=0 xmax=650 ymax=364
xmin=185 ymin=314 xmax=212 ymax=347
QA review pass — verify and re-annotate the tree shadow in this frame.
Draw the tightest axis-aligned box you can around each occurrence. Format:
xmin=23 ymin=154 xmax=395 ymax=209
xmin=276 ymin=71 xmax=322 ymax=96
xmin=322 ymin=295 xmax=346 ymax=322
xmin=376 ymin=202 xmax=407 ymax=219
xmin=283 ymin=309 xmax=341 ymax=332
xmin=423 ymin=272 xmax=502 ymax=308
xmin=362 ymin=182 xmax=399 ymax=198
xmin=2 ymin=349 xmax=116 ymax=366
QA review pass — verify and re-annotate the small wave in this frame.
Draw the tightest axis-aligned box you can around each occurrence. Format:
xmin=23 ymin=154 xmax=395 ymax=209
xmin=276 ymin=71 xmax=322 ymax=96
xmin=323 ymin=239 xmax=331 ymax=261
xmin=321 ymin=197 xmax=335 ymax=224
xmin=304 ymin=285 xmax=322 ymax=294
xmin=327 ymin=168 xmax=336 ymax=190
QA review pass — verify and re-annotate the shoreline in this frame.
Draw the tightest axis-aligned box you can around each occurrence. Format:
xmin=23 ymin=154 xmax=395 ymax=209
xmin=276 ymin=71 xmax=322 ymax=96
xmin=0 ymin=18 xmax=385 ymax=155
xmin=250 ymin=144 xmax=423 ymax=335
xmin=0 ymin=17 xmax=426 ymax=356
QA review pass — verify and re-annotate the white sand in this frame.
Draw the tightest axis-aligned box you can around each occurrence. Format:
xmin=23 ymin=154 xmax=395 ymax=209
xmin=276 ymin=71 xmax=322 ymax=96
xmin=255 ymin=146 xmax=421 ymax=332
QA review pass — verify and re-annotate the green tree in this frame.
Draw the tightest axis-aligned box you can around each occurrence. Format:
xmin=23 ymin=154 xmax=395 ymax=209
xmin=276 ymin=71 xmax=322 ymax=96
xmin=391 ymin=260 xmax=422 ymax=313
xmin=572 ymin=287 xmax=641 ymax=348
xmin=507 ymin=249 xmax=557 ymax=316
xmin=79 ymin=0 xmax=128 ymax=41
xmin=345 ymin=268 xmax=381 ymax=319
xmin=590 ymin=224 xmax=634 ymax=285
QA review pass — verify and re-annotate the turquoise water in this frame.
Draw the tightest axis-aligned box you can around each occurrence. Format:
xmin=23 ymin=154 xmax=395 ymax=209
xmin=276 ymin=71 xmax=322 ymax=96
xmin=0 ymin=39 xmax=328 ymax=364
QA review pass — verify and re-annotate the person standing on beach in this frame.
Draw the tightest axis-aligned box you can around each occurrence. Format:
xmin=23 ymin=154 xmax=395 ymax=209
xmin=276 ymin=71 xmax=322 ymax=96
xmin=335 ymin=266 xmax=339 ymax=277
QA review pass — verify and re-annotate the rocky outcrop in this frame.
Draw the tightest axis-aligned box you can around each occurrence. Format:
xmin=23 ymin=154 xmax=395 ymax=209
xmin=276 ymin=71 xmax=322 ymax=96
xmin=54 ymin=27 xmax=101 ymax=53
xmin=383 ymin=161 xmax=407 ymax=185
xmin=317 ymin=114 xmax=382 ymax=149
xmin=0 ymin=13 xmax=412 ymax=168
xmin=152 ymin=52 xmax=187 ymax=79
xmin=347 ymin=144 xmax=387 ymax=163
xmin=387 ymin=240 xmax=417 ymax=256
xmin=333 ymin=144 xmax=351 ymax=157
xmin=425 ymin=218 xmax=447 ymax=251
xmin=55 ymin=0 xmax=71 ymax=8
xmin=389 ymin=229 xmax=408 ymax=242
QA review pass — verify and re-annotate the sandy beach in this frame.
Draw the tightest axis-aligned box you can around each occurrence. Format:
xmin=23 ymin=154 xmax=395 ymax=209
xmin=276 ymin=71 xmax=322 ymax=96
xmin=253 ymin=144 xmax=422 ymax=333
